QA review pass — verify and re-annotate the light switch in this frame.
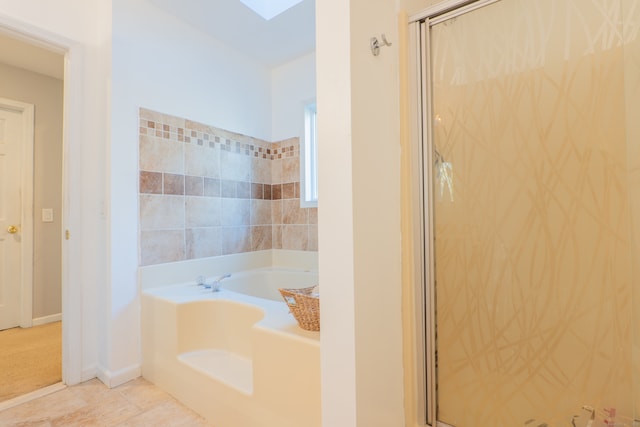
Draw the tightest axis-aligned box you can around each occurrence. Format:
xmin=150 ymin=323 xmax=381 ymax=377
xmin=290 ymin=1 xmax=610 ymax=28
xmin=42 ymin=208 xmax=54 ymax=223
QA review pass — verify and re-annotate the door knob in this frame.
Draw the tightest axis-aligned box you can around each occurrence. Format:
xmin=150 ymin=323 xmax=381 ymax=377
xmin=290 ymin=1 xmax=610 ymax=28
xmin=7 ymin=225 xmax=18 ymax=234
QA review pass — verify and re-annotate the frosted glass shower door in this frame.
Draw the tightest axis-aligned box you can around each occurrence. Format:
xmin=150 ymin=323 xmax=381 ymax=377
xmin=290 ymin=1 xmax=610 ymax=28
xmin=429 ymin=0 xmax=638 ymax=425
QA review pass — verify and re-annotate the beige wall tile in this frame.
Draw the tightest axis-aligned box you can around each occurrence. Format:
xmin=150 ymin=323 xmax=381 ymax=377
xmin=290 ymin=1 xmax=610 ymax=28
xmin=236 ymin=181 xmax=250 ymax=198
xmin=282 ymin=225 xmax=308 ymax=251
xmin=271 ymin=158 xmax=283 ymax=184
xmin=204 ymin=178 xmax=221 ymax=197
xmin=186 ymin=228 xmax=222 ymax=259
xmin=309 ymin=207 xmax=318 ymax=224
xmin=271 ymin=200 xmax=283 ymax=224
xmin=209 ymin=126 xmax=255 ymax=147
xmin=251 ymin=199 xmax=272 ymax=225
xmin=271 ymin=140 xmax=282 ymax=152
xmin=185 ymin=175 xmax=204 ymax=196
xmin=185 ymin=196 xmax=221 ymax=227
xmin=221 ymin=226 xmax=251 ymax=255
xmin=139 ymin=135 xmax=184 ymax=174
xmin=221 ymin=198 xmax=250 ymax=226
xmin=272 ymin=184 xmax=282 ymax=200
xmin=184 ymin=119 xmax=217 ymax=136
xmin=309 ymin=225 xmax=318 ymax=251
xmin=140 ymin=195 xmax=185 ymax=230
xmin=221 ymin=179 xmax=236 ymax=198
xmin=185 ymin=143 xmax=220 ymax=178
xmin=220 ymin=150 xmax=251 ymax=182
xmin=251 ymin=183 xmax=265 ymax=200
xmin=282 ymin=183 xmax=295 ymax=199
xmin=140 ymin=230 xmax=185 ymax=266
xmin=163 ymin=173 xmax=184 ymax=195
xmin=140 ymin=171 xmax=162 ymax=194
xmin=282 ymin=156 xmax=300 ymax=183
xmin=272 ymin=225 xmax=283 ymax=250
xmin=283 ymin=199 xmax=308 ymax=224
xmin=251 ymin=225 xmax=273 ymax=251
xmin=278 ymin=137 xmax=299 ymax=149
xmin=252 ymin=157 xmax=271 ymax=184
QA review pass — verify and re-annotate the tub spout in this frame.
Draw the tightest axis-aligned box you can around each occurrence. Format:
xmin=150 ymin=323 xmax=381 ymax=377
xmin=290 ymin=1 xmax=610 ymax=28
xmin=213 ymin=273 xmax=231 ymax=283
xmin=196 ymin=274 xmax=231 ymax=292
xmin=209 ymin=273 xmax=231 ymax=292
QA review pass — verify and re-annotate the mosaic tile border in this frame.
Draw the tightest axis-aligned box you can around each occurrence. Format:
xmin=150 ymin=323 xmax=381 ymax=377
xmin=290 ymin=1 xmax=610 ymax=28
xmin=139 ymin=119 xmax=299 ymax=160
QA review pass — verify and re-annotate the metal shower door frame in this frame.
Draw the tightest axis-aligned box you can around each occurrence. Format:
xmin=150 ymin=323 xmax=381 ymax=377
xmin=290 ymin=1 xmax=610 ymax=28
xmin=408 ymin=1 xmax=500 ymax=425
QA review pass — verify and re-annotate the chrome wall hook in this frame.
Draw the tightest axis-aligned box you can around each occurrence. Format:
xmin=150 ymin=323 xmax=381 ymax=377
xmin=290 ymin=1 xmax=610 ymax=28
xmin=370 ymin=34 xmax=392 ymax=56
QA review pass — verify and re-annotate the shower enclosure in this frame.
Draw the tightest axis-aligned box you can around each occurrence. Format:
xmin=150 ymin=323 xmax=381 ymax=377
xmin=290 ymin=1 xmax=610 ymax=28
xmin=410 ymin=0 xmax=640 ymax=425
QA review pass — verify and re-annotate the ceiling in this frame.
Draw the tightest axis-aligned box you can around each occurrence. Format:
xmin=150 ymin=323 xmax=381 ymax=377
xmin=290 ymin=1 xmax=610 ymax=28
xmin=0 ymin=0 xmax=315 ymax=80
xmin=148 ymin=0 xmax=316 ymax=68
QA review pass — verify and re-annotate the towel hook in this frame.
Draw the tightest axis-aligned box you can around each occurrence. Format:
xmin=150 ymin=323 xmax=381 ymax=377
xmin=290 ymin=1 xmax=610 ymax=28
xmin=370 ymin=34 xmax=392 ymax=56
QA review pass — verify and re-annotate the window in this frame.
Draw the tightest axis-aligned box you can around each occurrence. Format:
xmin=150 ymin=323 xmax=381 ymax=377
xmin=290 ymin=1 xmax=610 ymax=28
xmin=301 ymin=102 xmax=318 ymax=207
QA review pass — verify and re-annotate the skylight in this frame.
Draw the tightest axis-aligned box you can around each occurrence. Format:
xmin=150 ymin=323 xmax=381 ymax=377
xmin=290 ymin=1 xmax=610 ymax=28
xmin=239 ymin=0 xmax=303 ymax=20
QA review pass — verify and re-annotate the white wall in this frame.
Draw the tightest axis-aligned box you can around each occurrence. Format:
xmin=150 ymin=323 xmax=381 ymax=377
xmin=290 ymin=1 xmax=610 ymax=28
xmin=112 ymin=0 xmax=272 ymax=140
xmin=316 ymin=0 xmax=357 ymax=423
xmin=0 ymin=1 xmax=102 ymax=43
xmin=0 ymin=62 xmax=63 ymax=321
xmin=109 ymin=0 xmax=274 ymax=386
xmin=271 ymin=52 xmax=316 ymax=142
xmin=404 ymin=0 xmax=449 ymax=17
xmin=318 ymin=0 xmax=404 ymax=425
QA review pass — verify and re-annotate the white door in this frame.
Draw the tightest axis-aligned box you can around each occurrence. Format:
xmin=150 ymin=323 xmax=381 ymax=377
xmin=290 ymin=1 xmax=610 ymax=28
xmin=0 ymin=99 xmax=33 ymax=331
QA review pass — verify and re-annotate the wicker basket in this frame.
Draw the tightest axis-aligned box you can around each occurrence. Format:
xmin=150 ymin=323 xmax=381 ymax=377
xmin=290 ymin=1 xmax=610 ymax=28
xmin=278 ymin=285 xmax=320 ymax=331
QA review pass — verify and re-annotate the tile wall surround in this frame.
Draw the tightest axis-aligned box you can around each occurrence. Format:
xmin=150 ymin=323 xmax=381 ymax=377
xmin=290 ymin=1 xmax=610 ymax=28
xmin=139 ymin=108 xmax=318 ymax=266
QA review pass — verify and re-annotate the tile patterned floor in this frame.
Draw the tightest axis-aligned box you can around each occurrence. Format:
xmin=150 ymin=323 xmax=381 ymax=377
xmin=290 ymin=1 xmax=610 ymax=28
xmin=0 ymin=378 xmax=213 ymax=426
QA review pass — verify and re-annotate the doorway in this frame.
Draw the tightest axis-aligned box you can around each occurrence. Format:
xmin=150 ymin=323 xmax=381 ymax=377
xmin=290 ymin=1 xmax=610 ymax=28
xmin=411 ymin=0 xmax=640 ymax=425
xmin=0 ymin=33 xmax=64 ymax=403
xmin=0 ymin=97 xmax=33 ymax=331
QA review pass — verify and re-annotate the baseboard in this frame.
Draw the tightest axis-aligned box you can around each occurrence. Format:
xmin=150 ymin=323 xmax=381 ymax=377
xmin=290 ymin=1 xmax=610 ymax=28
xmin=32 ymin=313 xmax=62 ymax=326
xmin=97 ymin=363 xmax=141 ymax=388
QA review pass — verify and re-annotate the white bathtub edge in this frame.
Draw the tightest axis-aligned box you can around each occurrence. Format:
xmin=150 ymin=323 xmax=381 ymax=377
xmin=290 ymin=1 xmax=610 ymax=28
xmin=139 ymin=250 xmax=318 ymax=291
xmin=139 ymin=251 xmax=272 ymax=291
xmin=271 ymin=249 xmax=318 ymax=271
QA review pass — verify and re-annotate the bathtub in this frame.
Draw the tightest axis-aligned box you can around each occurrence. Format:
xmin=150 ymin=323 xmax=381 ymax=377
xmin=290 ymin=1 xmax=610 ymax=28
xmin=141 ymin=267 xmax=320 ymax=427
xmin=219 ymin=268 xmax=318 ymax=301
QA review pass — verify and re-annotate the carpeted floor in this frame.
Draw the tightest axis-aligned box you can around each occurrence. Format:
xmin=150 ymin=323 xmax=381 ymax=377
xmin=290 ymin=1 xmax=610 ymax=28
xmin=0 ymin=321 xmax=62 ymax=402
